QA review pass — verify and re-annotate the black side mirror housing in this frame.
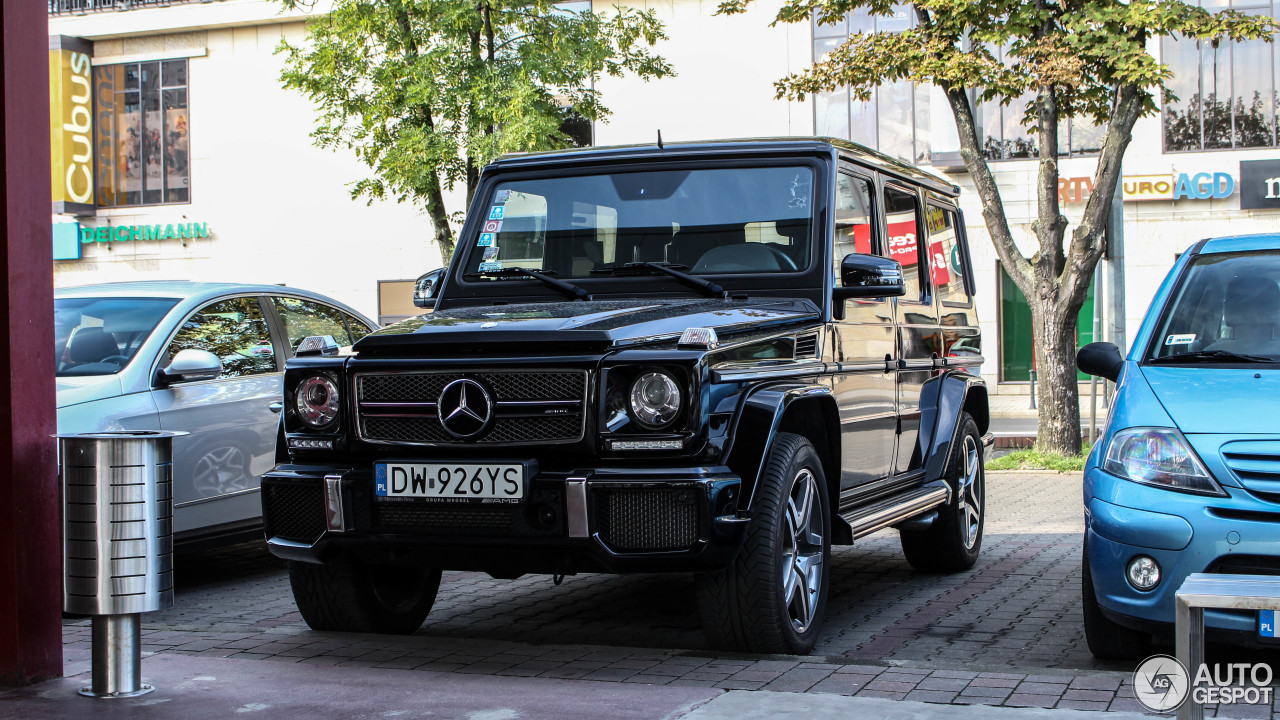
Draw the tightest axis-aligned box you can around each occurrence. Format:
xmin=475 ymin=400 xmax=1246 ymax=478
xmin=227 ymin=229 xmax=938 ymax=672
xmin=832 ymin=253 xmax=907 ymax=302
xmin=1077 ymin=342 xmax=1123 ymax=382
xmin=413 ymin=268 xmax=443 ymax=308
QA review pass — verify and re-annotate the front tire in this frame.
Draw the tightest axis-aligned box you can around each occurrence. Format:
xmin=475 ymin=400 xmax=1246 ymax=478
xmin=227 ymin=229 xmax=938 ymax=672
xmin=697 ymin=432 xmax=830 ymax=654
xmin=901 ymin=412 xmax=984 ymax=572
xmin=289 ymin=556 xmax=441 ymax=634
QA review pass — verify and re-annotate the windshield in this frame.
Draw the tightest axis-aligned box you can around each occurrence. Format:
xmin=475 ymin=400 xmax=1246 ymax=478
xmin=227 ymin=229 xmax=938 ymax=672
xmin=56 ymin=297 xmax=178 ymax=377
xmin=1148 ymin=250 xmax=1280 ymax=364
xmin=462 ymin=166 xmax=815 ymax=283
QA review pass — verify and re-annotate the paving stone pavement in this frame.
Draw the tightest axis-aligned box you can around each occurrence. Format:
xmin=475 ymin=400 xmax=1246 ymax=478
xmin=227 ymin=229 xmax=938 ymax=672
xmin=62 ymin=471 xmax=1280 ymax=717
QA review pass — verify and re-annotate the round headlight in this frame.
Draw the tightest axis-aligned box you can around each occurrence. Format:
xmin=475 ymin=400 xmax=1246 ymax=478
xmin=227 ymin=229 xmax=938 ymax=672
xmin=295 ymin=375 xmax=340 ymax=428
xmin=628 ymin=371 xmax=682 ymax=430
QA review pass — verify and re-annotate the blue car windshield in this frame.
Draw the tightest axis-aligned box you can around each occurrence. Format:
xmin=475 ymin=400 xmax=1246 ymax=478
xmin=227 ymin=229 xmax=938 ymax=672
xmin=461 ymin=166 xmax=815 ymax=282
xmin=1148 ymin=250 xmax=1280 ymax=363
xmin=56 ymin=297 xmax=179 ymax=377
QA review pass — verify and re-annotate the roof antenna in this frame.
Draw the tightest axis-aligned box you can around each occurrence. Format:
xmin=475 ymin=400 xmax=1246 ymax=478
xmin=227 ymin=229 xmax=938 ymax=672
xmin=657 ymin=130 xmax=664 ymax=150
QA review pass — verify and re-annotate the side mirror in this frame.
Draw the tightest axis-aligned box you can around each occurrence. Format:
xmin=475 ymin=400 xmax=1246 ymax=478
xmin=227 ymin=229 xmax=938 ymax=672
xmin=160 ymin=349 xmax=222 ymax=384
xmin=413 ymin=268 xmax=443 ymax=308
xmin=833 ymin=253 xmax=907 ymax=301
xmin=1077 ymin=342 xmax=1123 ymax=382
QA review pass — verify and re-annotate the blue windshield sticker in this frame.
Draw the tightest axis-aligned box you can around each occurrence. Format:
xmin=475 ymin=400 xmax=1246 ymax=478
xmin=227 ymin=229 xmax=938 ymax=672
xmin=478 ymin=233 xmax=494 ymax=247
xmin=478 ymin=261 xmax=503 ymax=272
xmin=1165 ymin=334 xmax=1196 ymax=346
xmin=494 ymin=189 xmax=511 ymax=203
xmin=489 ymin=206 xmax=505 ymax=220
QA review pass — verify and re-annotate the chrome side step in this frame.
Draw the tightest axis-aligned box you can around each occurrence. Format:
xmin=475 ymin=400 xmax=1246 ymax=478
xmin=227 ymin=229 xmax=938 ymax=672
xmin=839 ymin=485 xmax=950 ymax=539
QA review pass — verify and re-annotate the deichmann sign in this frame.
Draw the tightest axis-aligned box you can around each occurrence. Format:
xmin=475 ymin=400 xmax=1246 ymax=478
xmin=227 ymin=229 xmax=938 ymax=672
xmin=49 ymin=36 xmax=94 ymax=216
xmin=81 ymin=223 xmax=210 ymax=244
xmin=1240 ymin=159 xmax=1280 ymax=210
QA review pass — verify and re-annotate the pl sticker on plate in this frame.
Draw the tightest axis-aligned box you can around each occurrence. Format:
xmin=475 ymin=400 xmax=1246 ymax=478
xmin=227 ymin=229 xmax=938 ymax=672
xmin=489 ymin=206 xmax=505 ymax=220
xmin=483 ymin=220 xmax=502 ymax=233
xmin=1165 ymin=333 xmax=1196 ymax=346
xmin=1261 ymin=610 xmax=1279 ymax=638
xmin=478 ymin=233 xmax=494 ymax=246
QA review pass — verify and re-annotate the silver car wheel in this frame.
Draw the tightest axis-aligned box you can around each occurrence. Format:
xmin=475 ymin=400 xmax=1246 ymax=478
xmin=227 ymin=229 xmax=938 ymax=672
xmin=958 ymin=434 xmax=982 ymax=550
xmin=781 ymin=467 xmax=824 ymax=634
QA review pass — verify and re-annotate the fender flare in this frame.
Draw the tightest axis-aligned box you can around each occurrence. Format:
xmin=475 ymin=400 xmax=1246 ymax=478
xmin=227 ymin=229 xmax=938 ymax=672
xmin=722 ymin=382 xmax=840 ymax=515
xmin=918 ymin=370 xmax=989 ymax=483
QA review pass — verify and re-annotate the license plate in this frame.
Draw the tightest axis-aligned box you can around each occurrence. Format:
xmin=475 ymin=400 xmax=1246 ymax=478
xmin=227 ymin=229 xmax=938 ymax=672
xmin=375 ymin=462 xmax=525 ymax=502
xmin=1261 ymin=610 xmax=1279 ymax=638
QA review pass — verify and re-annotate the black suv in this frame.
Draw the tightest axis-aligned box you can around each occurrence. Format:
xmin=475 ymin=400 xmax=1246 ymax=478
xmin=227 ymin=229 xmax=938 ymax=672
xmin=264 ymin=138 xmax=991 ymax=654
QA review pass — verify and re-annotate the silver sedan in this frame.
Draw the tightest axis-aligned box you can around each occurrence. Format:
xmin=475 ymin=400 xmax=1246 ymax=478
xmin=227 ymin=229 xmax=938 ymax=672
xmin=55 ymin=281 xmax=377 ymax=546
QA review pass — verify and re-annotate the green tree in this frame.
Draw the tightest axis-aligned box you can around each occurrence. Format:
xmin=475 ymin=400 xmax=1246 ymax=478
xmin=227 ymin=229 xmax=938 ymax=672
xmin=723 ymin=0 xmax=1277 ymax=453
xmin=277 ymin=0 xmax=673 ymax=261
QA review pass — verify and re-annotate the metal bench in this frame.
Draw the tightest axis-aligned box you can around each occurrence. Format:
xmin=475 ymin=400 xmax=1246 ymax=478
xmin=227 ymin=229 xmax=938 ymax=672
xmin=1175 ymin=573 xmax=1280 ymax=720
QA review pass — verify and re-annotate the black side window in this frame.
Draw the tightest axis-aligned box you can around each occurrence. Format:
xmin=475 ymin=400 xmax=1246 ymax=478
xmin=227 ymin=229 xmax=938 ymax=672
xmin=884 ymin=186 xmax=925 ymax=302
xmin=167 ymin=297 xmax=275 ymax=379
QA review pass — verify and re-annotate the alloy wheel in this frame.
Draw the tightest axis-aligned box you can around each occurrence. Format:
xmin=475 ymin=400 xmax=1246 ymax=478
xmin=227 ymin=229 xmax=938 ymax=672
xmin=958 ymin=435 xmax=983 ymax=550
xmin=780 ymin=467 xmax=824 ymax=634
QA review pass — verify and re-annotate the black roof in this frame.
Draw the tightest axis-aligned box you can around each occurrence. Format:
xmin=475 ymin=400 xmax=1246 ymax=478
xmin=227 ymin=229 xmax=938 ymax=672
xmin=487 ymin=137 xmax=959 ymax=198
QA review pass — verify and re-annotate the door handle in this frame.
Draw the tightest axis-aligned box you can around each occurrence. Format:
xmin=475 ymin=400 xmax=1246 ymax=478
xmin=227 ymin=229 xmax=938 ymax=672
xmin=268 ymin=402 xmax=284 ymax=414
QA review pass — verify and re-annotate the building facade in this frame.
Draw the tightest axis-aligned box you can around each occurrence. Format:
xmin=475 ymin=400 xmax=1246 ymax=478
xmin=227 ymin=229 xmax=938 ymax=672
xmin=48 ymin=0 xmax=1280 ymax=391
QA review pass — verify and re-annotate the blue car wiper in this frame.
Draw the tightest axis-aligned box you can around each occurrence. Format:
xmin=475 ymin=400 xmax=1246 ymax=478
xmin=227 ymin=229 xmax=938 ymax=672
xmin=1148 ymin=349 xmax=1276 ymax=364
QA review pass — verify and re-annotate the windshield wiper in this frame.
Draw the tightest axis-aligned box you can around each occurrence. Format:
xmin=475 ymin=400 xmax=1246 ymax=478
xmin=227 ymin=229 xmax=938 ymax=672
xmin=464 ymin=267 xmax=592 ymax=301
xmin=590 ymin=261 xmax=728 ymax=299
xmin=1148 ymin=349 xmax=1276 ymax=364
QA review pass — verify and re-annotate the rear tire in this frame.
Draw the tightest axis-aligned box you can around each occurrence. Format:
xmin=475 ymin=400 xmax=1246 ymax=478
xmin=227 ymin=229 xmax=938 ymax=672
xmin=901 ymin=412 xmax=984 ymax=572
xmin=1081 ymin=537 xmax=1151 ymax=659
xmin=289 ymin=556 xmax=441 ymax=634
xmin=696 ymin=432 xmax=830 ymax=654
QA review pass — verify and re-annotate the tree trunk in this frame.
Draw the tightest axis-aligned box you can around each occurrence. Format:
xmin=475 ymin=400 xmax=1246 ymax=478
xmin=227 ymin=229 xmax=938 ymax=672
xmin=425 ymin=181 xmax=455 ymax=263
xmin=1030 ymin=297 xmax=1082 ymax=455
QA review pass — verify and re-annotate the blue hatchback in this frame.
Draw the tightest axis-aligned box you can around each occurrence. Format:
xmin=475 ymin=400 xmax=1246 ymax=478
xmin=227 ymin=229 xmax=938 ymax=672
xmin=1078 ymin=233 xmax=1280 ymax=659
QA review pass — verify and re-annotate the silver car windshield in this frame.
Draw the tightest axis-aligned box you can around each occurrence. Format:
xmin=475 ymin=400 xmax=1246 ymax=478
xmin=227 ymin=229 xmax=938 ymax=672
xmin=56 ymin=297 xmax=179 ymax=377
xmin=1149 ymin=250 xmax=1280 ymax=363
xmin=462 ymin=166 xmax=815 ymax=281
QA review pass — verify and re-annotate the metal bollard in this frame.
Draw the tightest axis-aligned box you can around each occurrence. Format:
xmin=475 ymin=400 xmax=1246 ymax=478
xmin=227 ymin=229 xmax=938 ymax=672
xmin=58 ymin=431 xmax=183 ymax=698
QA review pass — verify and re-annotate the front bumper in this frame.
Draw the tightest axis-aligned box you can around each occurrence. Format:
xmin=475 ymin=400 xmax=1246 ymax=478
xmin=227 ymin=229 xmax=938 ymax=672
xmin=261 ymin=463 xmax=746 ymax=575
xmin=1085 ymin=466 xmax=1280 ymax=637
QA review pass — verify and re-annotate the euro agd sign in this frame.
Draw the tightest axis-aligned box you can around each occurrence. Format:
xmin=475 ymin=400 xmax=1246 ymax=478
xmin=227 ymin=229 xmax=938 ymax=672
xmin=1122 ymin=172 xmax=1236 ymax=201
xmin=49 ymin=36 xmax=94 ymax=216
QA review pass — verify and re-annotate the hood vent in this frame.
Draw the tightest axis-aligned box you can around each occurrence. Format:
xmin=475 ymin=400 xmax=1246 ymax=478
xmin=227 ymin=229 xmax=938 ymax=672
xmin=794 ymin=332 xmax=819 ymax=360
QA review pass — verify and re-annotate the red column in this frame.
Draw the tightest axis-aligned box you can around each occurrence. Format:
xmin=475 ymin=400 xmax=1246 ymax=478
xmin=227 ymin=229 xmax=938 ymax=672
xmin=0 ymin=2 xmax=63 ymax=685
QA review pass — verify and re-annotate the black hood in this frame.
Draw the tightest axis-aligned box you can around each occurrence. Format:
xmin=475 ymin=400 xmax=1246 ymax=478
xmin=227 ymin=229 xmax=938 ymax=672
xmin=354 ymin=298 xmax=820 ymax=355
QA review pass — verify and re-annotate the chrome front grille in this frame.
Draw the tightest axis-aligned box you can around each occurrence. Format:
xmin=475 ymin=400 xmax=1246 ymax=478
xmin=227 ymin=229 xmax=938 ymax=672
xmin=1222 ymin=441 xmax=1280 ymax=503
xmin=355 ymin=370 xmax=588 ymax=446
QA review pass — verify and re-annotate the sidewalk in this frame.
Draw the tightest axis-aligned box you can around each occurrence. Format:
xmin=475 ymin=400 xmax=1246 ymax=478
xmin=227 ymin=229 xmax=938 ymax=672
xmin=988 ymin=391 xmax=1110 ymax=448
xmin=0 ymin=652 xmax=1154 ymax=720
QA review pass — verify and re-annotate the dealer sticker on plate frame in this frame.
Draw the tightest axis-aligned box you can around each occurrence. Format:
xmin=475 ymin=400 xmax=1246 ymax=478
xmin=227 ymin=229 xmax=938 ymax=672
xmin=375 ymin=462 xmax=526 ymax=502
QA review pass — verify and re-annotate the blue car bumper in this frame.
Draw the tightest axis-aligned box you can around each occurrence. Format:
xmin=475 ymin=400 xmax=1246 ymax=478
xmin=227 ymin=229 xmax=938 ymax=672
xmin=1085 ymin=466 xmax=1280 ymax=635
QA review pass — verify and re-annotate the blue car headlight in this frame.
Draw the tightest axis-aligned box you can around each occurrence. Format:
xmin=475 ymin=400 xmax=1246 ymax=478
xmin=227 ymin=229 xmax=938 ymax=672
xmin=1102 ymin=427 xmax=1225 ymax=496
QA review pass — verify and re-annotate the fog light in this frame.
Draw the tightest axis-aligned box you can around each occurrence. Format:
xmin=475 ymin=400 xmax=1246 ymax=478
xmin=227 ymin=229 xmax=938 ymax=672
xmin=1127 ymin=555 xmax=1161 ymax=590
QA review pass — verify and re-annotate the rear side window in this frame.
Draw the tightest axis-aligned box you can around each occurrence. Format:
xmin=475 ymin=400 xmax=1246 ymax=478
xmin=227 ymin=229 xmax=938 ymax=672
xmin=926 ymin=205 xmax=971 ymax=306
xmin=272 ymin=296 xmax=355 ymax=350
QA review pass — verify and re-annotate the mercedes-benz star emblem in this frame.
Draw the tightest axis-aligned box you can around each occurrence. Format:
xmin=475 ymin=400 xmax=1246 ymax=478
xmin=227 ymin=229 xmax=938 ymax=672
xmin=437 ymin=378 xmax=494 ymax=439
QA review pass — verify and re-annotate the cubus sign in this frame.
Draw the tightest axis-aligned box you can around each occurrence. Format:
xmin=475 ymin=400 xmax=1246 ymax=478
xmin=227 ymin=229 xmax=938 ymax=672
xmin=49 ymin=36 xmax=94 ymax=215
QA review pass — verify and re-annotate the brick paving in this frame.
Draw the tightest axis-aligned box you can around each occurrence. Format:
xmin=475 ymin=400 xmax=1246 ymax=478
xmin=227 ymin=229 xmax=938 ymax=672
xmin=62 ymin=471 xmax=1280 ymax=716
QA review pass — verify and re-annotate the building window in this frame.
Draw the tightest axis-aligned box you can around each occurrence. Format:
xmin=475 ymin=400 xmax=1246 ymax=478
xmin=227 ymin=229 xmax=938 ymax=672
xmin=1162 ymin=2 xmax=1278 ymax=152
xmin=93 ymin=59 xmax=189 ymax=207
xmin=813 ymin=10 xmax=1102 ymax=163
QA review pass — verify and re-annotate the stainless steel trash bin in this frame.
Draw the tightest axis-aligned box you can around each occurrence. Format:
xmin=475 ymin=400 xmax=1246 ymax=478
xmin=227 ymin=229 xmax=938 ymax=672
xmin=58 ymin=430 xmax=182 ymax=698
